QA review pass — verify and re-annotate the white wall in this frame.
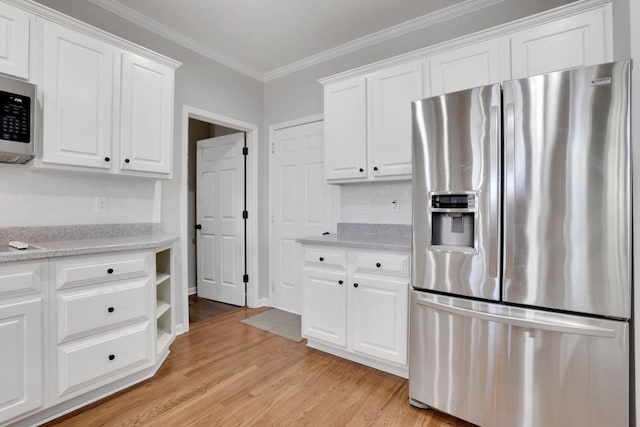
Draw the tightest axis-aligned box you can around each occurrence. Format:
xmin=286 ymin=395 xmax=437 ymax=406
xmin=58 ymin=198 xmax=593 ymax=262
xmin=34 ymin=0 xmax=263 ymax=331
xmin=0 ymin=166 xmax=160 ymax=226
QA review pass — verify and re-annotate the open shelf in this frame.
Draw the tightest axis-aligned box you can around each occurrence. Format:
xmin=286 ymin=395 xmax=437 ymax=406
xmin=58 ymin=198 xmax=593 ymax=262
xmin=156 ymin=273 xmax=170 ymax=287
xmin=155 ymin=248 xmax=173 ymax=357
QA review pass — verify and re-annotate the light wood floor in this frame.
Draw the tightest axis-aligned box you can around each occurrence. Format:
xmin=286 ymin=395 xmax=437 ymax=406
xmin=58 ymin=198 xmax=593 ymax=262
xmin=46 ymin=308 xmax=471 ymax=426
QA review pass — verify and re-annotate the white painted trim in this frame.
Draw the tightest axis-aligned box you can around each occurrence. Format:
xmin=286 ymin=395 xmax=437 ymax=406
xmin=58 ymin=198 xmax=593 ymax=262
xmin=257 ymin=298 xmax=270 ymax=308
xmin=6 ymin=0 xmax=180 ymax=69
xmin=187 ymin=286 xmax=196 ymax=296
xmin=318 ymin=0 xmax=613 ymax=85
xmin=262 ymin=0 xmax=507 ymax=81
xmin=180 ymin=106 xmax=260 ymax=334
xmin=88 ymin=0 xmax=262 ymax=80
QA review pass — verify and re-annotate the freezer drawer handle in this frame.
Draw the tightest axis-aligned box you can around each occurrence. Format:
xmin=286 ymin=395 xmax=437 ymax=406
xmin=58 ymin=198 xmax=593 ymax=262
xmin=415 ymin=297 xmax=616 ymax=338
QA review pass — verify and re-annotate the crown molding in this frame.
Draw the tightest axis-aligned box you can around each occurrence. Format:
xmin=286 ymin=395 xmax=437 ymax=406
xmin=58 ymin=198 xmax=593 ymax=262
xmin=318 ymin=0 xmax=612 ymax=85
xmin=88 ymin=0 xmax=506 ymax=82
xmin=262 ymin=0 xmax=507 ymax=81
xmin=88 ymin=0 xmax=263 ymax=81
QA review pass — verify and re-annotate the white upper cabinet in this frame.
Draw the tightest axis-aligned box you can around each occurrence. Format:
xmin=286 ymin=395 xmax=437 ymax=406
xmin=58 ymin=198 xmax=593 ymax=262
xmin=0 ymin=2 xmax=30 ymax=79
xmin=429 ymin=39 xmax=505 ymax=96
xmin=119 ymin=52 xmax=174 ymax=175
xmin=323 ymin=77 xmax=367 ymax=181
xmin=368 ymin=62 xmax=422 ymax=178
xmin=41 ymin=21 xmax=114 ymax=170
xmin=509 ymin=6 xmax=612 ymax=79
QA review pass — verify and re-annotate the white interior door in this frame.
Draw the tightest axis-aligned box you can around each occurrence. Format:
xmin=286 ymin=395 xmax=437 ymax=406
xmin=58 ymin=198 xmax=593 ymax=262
xmin=196 ymin=133 xmax=245 ymax=306
xmin=271 ymin=121 xmax=336 ymax=313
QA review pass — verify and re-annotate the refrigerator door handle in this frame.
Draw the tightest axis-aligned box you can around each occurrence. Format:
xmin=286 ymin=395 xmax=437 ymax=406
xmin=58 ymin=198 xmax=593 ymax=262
xmin=415 ymin=297 xmax=617 ymax=338
xmin=489 ymin=105 xmax=500 ymax=278
xmin=503 ymin=102 xmax=516 ymax=281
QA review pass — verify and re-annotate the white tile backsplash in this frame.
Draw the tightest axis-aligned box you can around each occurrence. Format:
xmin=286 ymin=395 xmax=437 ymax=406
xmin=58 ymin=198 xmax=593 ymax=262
xmin=339 ymin=181 xmax=412 ymax=224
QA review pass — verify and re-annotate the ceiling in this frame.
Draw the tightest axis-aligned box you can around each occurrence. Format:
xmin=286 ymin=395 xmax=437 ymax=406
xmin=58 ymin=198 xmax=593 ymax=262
xmin=88 ymin=0 xmax=503 ymax=81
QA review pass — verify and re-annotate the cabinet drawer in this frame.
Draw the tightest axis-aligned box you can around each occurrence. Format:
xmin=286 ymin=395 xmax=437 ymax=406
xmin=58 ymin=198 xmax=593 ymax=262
xmin=57 ymin=322 xmax=152 ymax=396
xmin=57 ymin=278 xmax=150 ymax=343
xmin=0 ymin=261 xmax=44 ymax=299
xmin=54 ymin=252 xmax=150 ymax=289
xmin=304 ymin=247 xmax=347 ymax=270
xmin=352 ymin=250 xmax=410 ymax=277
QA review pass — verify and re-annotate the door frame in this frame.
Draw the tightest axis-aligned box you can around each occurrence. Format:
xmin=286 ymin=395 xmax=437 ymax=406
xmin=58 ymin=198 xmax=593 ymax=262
xmin=179 ymin=105 xmax=259 ymax=333
xmin=267 ymin=114 xmax=339 ymax=308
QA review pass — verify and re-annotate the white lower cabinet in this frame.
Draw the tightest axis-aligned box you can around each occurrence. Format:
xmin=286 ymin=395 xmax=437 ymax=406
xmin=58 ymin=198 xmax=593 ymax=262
xmin=0 ymin=298 xmax=43 ymax=424
xmin=302 ymin=268 xmax=347 ymax=347
xmin=350 ymin=274 xmax=408 ymax=365
xmin=301 ymin=245 xmax=410 ymax=376
xmin=0 ymin=260 xmax=45 ymax=426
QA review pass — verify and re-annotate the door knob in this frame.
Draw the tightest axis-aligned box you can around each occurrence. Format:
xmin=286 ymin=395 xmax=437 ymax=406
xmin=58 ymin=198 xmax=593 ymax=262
xmin=195 ymin=224 xmax=202 ymax=230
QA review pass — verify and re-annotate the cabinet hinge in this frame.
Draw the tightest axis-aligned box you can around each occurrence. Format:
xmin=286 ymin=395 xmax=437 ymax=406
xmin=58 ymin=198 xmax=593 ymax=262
xmin=242 ymin=146 xmax=248 ymax=156
xmin=242 ymin=210 xmax=248 ymax=219
xmin=243 ymin=274 xmax=249 ymax=283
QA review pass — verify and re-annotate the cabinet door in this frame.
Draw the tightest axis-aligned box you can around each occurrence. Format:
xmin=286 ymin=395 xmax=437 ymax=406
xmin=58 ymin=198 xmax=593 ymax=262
xmin=350 ymin=274 xmax=408 ymax=365
xmin=430 ymin=39 xmax=504 ymax=96
xmin=42 ymin=21 xmax=114 ymax=169
xmin=368 ymin=62 xmax=422 ymax=178
xmin=302 ymin=268 xmax=347 ymax=347
xmin=324 ymin=77 xmax=367 ymax=181
xmin=0 ymin=298 xmax=42 ymax=424
xmin=510 ymin=7 xmax=611 ymax=79
xmin=119 ymin=52 xmax=173 ymax=175
xmin=0 ymin=2 xmax=30 ymax=79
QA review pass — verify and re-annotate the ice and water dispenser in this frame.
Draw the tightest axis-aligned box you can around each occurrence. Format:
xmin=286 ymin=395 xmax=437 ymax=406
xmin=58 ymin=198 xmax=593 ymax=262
xmin=430 ymin=194 xmax=475 ymax=249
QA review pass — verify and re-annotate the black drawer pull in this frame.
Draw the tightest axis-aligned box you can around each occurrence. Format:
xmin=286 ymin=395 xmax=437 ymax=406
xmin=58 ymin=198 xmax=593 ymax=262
xmin=319 ymin=257 xmax=324 ymax=262
xmin=358 ymin=168 xmax=364 ymax=173
xmin=107 ymin=268 xmax=114 ymax=274
xmin=353 ymin=283 xmax=359 ymax=288
xmin=124 ymin=158 xmax=130 ymax=163
xmin=108 ymin=354 xmax=115 ymax=361
xmin=373 ymin=166 xmax=378 ymax=171
xmin=338 ymin=280 xmax=343 ymax=285
xmin=376 ymin=263 xmax=381 ymax=268
xmin=104 ymin=156 xmax=110 ymax=162
xmin=108 ymin=307 xmax=115 ymax=313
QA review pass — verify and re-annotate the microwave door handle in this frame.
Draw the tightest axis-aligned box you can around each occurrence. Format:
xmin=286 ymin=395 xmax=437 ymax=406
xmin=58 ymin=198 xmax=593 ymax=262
xmin=504 ymin=102 xmax=516 ymax=281
xmin=415 ymin=297 xmax=616 ymax=338
xmin=489 ymin=105 xmax=500 ymax=278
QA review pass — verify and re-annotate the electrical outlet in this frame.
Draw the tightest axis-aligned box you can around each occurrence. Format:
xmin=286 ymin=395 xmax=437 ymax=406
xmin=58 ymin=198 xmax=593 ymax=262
xmin=95 ymin=196 xmax=108 ymax=213
xmin=391 ymin=199 xmax=400 ymax=212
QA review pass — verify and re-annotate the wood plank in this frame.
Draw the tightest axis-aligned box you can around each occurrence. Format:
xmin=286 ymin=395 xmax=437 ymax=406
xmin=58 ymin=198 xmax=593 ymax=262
xmin=45 ymin=308 xmax=471 ymax=426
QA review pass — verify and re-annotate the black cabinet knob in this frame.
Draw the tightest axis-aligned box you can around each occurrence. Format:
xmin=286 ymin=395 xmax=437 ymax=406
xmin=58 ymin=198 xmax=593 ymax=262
xmin=376 ymin=263 xmax=381 ymax=268
xmin=104 ymin=157 xmax=110 ymax=162
xmin=108 ymin=307 xmax=114 ymax=313
xmin=353 ymin=283 xmax=359 ymax=288
xmin=338 ymin=280 xmax=343 ymax=285
xmin=108 ymin=354 xmax=115 ymax=361
xmin=195 ymin=224 xmax=202 ymax=230
xmin=124 ymin=158 xmax=130 ymax=163
xmin=373 ymin=166 xmax=378 ymax=171
xmin=107 ymin=268 xmax=114 ymax=274
xmin=319 ymin=257 xmax=324 ymax=262
xmin=322 ymin=232 xmax=330 ymax=235
xmin=359 ymin=168 xmax=364 ymax=173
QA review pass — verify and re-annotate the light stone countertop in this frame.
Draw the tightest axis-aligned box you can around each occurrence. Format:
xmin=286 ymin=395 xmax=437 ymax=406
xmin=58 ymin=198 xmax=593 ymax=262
xmin=0 ymin=224 xmax=178 ymax=263
xmin=296 ymin=223 xmax=412 ymax=252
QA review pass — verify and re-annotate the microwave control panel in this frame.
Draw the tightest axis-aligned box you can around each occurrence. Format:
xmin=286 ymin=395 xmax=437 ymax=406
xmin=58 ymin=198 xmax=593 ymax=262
xmin=0 ymin=90 xmax=31 ymax=143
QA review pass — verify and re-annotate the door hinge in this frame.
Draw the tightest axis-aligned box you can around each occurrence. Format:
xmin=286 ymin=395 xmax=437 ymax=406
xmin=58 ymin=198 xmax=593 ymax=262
xmin=242 ymin=146 xmax=248 ymax=156
xmin=243 ymin=274 xmax=249 ymax=283
xmin=242 ymin=210 xmax=248 ymax=219
xmin=271 ymin=142 xmax=275 ymax=154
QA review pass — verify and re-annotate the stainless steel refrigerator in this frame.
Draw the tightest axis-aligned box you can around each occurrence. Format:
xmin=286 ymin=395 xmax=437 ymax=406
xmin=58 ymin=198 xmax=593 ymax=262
xmin=410 ymin=60 xmax=631 ymax=427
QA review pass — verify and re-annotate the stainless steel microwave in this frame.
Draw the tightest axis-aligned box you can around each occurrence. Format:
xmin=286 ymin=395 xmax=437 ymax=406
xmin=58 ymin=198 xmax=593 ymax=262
xmin=0 ymin=76 xmax=36 ymax=164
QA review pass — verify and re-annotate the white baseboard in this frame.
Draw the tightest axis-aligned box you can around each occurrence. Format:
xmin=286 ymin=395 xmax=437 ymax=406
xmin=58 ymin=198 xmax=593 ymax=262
xmin=175 ymin=322 xmax=188 ymax=335
xmin=188 ymin=286 xmax=196 ymax=295
xmin=256 ymin=297 xmax=270 ymax=307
